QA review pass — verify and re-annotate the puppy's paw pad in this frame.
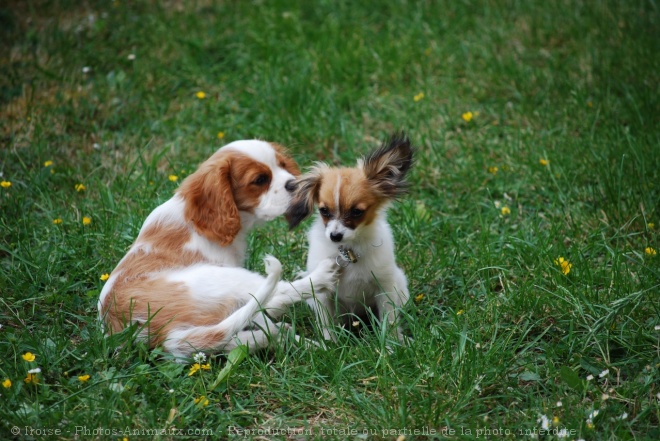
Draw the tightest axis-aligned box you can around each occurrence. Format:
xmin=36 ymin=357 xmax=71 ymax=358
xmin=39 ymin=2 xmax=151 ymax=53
xmin=263 ymin=255 xmax=283 ymax=276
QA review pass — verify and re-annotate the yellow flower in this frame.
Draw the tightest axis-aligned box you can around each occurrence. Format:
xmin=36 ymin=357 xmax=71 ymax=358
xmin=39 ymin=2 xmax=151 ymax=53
xmin=413 ymin=92 xmax=425 ymax=102
xmin=554 ymin=257 xmax=572 ymax=275
xmin=82 ymin=216 xmax=92 ymax=225
xmin=539 ymin=158 xmax=549 ymax=166
xmin=645 ymin=247 xmax=657 ymax=256
xmin=414 ymin=293 xmax=424 ymax=303
xmin=100 ymin=273 xmax=110 ymax=281
xmin=194 ymin=395 xmax=209 ymax=406
xmin=648 ymin=223 xmax=655 ymax=229
xmin=552 ymin=416 xmax=560 ymax=425
xmin=22 ymin=352 xmax=36 ymax=362
xmin=168 ymin=175 xmax=178 ymax=182
xmin=461 ymin=111 xmax=473 ymax=122
xmin=456 ymin=309 xmax=465 ymax=315
xmin=217 ymin=131 xmax=225 ymax=139
xmin=488 ymin=166 xmax=499 ymax=175
xmin=188 ymin=363 xmax=201 ymax=376
xmin=501 ymin=206 xmax=511 ymax=216
xmin=24 ymin=373 xmax=39 ymax=385
xmin=201 ymin=363 xmax=211 ymax=370
xmin=1 ymin=181 xmax=11 ymax=188
xmin=75 ymin=183 xmax=86 ymax=192
xmin=44 ymin=160 xmax=54 ymax=167
xmin=53 ymin=218 xmax=63 ymax=225
xmin=78 ymin=374 xmax=90 ymax=382
xmin=195 ymin=91 xmax=206 ymax=99
xmin=2 ymin=378 xmax=11 ymax=388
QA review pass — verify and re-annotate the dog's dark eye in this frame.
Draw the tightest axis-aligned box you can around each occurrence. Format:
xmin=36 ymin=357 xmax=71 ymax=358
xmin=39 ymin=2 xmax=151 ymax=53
xmin=350 ymin=208 xmax=364 ymax=218
xmin=319 ymin=207 xmax=332 ymax=218
xmin=252 ymin=174 xmax=270 ymax=186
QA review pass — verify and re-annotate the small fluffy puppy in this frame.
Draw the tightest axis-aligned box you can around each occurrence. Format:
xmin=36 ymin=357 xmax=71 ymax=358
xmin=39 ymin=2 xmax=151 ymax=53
xmin=286 ymin=133 xmax=413 ymax=342
xmin=98 ymin=140 xmax=337 ymax=359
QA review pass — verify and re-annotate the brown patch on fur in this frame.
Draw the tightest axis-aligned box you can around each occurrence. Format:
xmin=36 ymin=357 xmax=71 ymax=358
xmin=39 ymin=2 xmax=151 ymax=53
xmin=100 ymin=223 xmax=239 ymax=347
xmin=317 ymin=168 xmax=382 ymax=229
xmin=178 ymin=149 xmax=240 ymax=246
xmin=102 ymin=276 xmax=237 ymax=348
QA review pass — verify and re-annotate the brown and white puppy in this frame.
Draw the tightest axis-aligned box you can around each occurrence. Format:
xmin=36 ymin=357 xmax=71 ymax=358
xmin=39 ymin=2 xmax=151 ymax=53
xmin=286 ymin=133 xmax=413 ymax=342
xmin=98 ymin=140 xmax=338 ymax=360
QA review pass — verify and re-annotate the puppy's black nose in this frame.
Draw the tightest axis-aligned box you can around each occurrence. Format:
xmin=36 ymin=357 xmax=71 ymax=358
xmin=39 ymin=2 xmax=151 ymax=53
xmin=285 ymin=179 xmax=297 ymax=193
xmin=330 ymin=232 xmax=344 ymax=242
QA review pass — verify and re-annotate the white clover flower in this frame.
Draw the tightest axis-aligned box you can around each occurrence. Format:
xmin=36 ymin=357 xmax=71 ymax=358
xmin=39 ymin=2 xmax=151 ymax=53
xmin=108 ymin=382 xmax=124 ymax=393
xmin=193 ymin=352 xmax=207 ymax=364
xmin=654 ymin=325 xmax=660 ymax=331
xmin=556 ymin=401 xmax=562 ymax=407
xmin=127 ymin=53 xmax=136 ymax=60
xmin=28 ymin=367 xmax=41 ymax=374
xmin=82 ymin=66 xmax=91 ymax=74
xmin=586 ymin=374 xmax=594 ymax=381
xmin=538 ymin=414 xmax=550 ymax=430
xmin=599 ymin=369 xmax=609 ymax=378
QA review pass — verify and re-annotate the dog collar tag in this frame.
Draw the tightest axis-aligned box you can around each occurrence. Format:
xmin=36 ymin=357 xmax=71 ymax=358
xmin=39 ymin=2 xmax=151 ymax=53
xmin=336 ymin=245 xmax=359 ymax=267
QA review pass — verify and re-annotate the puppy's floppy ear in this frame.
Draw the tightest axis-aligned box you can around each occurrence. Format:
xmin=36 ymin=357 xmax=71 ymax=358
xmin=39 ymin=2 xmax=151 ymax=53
xmin=178 ymin=153 xmax=240 ymax=246
xmin=285 ymin=165 xmax=324 ymax=229
xmin=361 ymin=131 xmax=414 ymax=198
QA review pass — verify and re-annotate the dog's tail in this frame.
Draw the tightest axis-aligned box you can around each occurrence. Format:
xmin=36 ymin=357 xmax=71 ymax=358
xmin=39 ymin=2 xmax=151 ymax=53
xmin=164 ymin=256 xmax=282 ymax=359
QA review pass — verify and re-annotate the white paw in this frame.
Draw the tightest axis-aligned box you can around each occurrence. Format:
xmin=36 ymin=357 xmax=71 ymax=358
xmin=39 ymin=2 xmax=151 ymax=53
xmin=263 ymin=255 xmax=283 ymax=277
xmin=308 ymin=258 xmax=339 ymax=291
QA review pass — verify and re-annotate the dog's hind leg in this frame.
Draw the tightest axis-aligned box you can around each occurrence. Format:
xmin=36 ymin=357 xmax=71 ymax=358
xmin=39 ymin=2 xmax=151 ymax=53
xmin=163 ymin=256 xmax=282 ymax=359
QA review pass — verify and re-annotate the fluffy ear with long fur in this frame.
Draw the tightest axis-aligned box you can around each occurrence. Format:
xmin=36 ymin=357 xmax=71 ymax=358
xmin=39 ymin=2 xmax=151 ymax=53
xmin=285 ymin=165 xmax=325 ymax=229
xmin=178 ymin=153 xmax=240 ymax=246
xmin=361 ymin=132 xmax=414 ymax=199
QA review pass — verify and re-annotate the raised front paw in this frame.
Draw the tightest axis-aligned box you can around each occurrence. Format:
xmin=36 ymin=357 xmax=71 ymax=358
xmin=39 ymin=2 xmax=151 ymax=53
xmin=307 ymin=258 xmax=340 ymax=293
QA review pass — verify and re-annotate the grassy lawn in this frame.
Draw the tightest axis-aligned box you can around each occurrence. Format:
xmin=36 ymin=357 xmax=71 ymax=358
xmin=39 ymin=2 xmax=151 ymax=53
xmin=1 ymin=0 xmax=659 ymax=439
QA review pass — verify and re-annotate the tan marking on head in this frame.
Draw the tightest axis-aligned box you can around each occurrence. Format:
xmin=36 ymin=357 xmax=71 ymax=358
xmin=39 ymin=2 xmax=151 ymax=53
xmin=228 ymin=155 xmax=273 ymax=211
xmin=316 ymin=167 xmax=382 ymax=229
xmin=178 ymin=150 xmax=277 ymax=245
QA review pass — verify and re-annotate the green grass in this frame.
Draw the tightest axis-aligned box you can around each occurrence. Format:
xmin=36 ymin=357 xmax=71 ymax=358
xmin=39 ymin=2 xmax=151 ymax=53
xmin=1 ymin=0 xmax=659 ymax=439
